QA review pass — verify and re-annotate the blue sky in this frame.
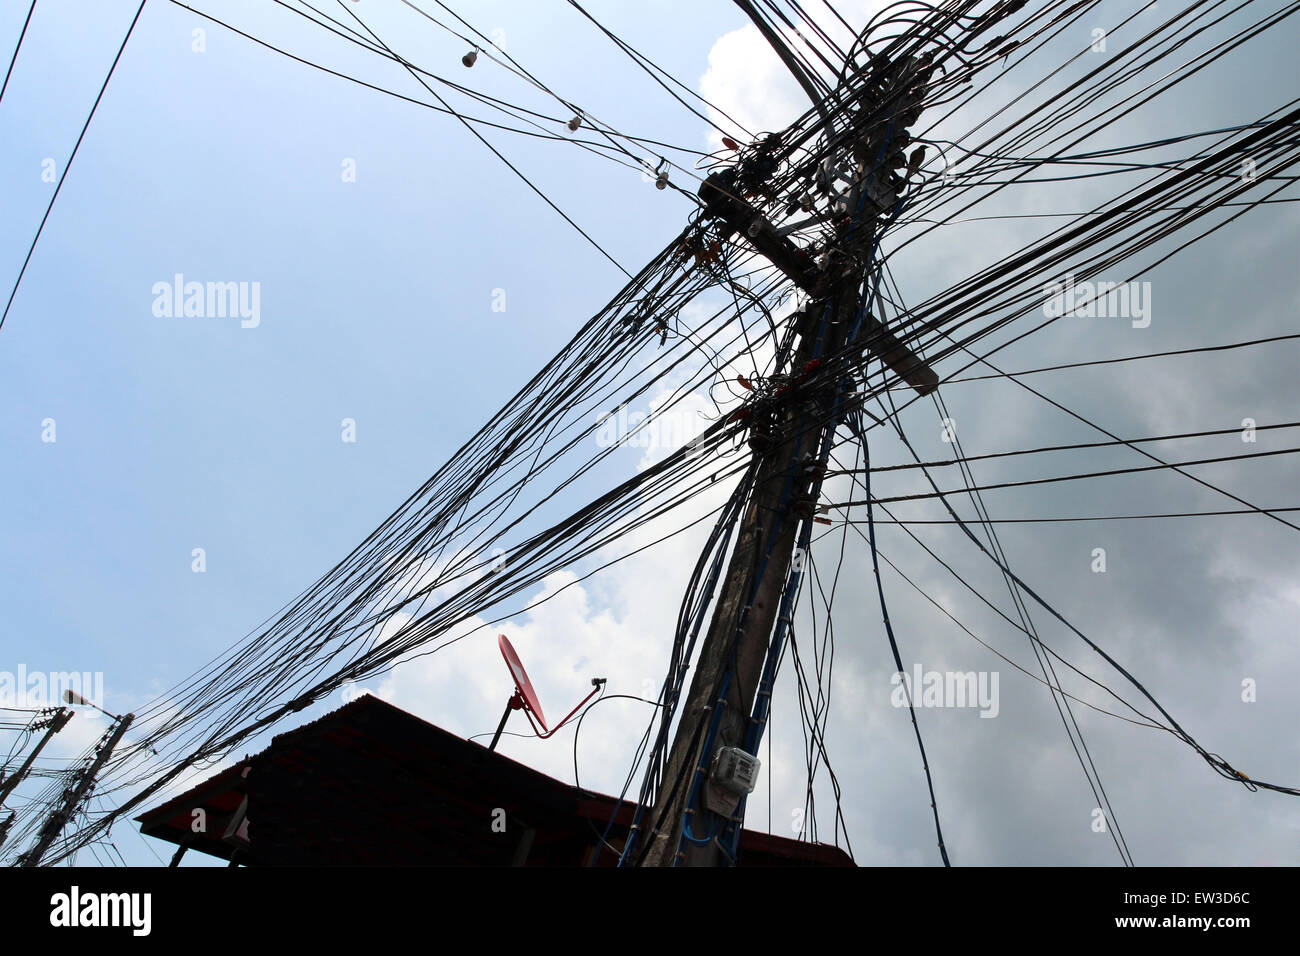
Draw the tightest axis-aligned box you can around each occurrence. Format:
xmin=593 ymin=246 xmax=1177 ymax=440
xmin=2 ymin=0 xmax=1298 ymax=867
xmin=1 ymin=0 xmax=743 ymax=864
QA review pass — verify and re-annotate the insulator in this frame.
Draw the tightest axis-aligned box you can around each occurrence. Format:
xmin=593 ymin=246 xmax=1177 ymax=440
xmin=655 ymin=170 xmax=669 ymax=190
xmin=462 ymin=49 xmax=478 ymax=67
xmin=816 ymin=158 xmax=834 ymax=188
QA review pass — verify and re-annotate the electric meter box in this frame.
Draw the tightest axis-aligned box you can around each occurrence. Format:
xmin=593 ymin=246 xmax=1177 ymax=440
xmin=711 ymin=746 xmax=761 ymax=795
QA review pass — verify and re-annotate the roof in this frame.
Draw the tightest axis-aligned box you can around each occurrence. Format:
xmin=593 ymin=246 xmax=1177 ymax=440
xmin=136 ymin=694 xmax=854 ymax=866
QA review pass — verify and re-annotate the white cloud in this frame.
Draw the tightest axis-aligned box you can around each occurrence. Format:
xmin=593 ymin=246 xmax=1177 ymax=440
xmin=698 ymin=1 xmax=896 ymax=149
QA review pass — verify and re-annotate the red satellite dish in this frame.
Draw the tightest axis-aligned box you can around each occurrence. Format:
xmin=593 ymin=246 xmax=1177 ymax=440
xmin=498 ymin=633 xmax=547 ymax=731
xmin=486 ymin=634 xmax=605 ymax=752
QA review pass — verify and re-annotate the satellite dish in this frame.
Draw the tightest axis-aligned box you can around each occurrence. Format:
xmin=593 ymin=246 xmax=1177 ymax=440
xmin=486 ymin=634 xmax=606 ymax=752
xmin=498 ymin=634 xmax=547 ymax=731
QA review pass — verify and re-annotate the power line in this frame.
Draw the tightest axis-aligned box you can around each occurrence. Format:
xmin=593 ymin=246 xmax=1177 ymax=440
xmin=0 ymin=0 xmax=37 ymax=105
xmin=831 ymin=446 xmax=1300 ymax=507
xmin=0 ymin=0 xmax=148 ymax=335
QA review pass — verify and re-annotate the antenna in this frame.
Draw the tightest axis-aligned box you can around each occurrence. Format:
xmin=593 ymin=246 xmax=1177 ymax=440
xmin=487 ymin=634 xmax=605 ymax=752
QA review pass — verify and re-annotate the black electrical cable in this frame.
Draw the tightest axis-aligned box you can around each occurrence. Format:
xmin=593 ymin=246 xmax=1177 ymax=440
xmin=0 ymin=0 xmax=148 ymax=334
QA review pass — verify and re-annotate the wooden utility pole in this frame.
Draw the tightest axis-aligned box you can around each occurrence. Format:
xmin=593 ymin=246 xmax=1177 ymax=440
xmin=0 ymin=706 xmax=72 ymax=809
xmin=637 ymin=30 xmax=936 ymax=867
xmin=19 ymin=713 xmax=132 ymax=867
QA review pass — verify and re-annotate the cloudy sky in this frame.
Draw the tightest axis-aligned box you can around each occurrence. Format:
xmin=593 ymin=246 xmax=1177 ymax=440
xmin=1 ymin=0 xmax=1296 ymax=867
